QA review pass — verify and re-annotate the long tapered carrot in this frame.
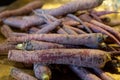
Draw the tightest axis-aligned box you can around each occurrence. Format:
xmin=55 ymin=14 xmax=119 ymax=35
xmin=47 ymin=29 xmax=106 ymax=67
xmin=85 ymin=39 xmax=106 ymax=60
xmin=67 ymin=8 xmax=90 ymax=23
xmin=57 ymin=27 xmax=68 ymax=34
xmin=79 ymin=14 xmax=120 ymax=41
xmin=85 ymin=22 xmax=120 ymax=45
xmin=0 ymin=0 xmax=43 ymax=19
xmin=1 ymin=25 xmax=13 ymax=38
xmin=10 ymin=68 xmax=37 ymax=80
xmin=8 ymin=49 xmax=111 ymax=68
xmin=7 ymin=33 xmax=107 ymax=48
xmin=92 ymin=67 xmax=115 ymax=80
xmin=70 ymin=66 xmax=102 ymax=80
xmin=3 ymin=16 xmax=45 ymax=30
xmin=35 ymin=0 xmax=104 ymax=17
xmin=34 ymin=63 xmax=51 ymax=80
xmin=62 ymin=25 xmax=78 ymax=35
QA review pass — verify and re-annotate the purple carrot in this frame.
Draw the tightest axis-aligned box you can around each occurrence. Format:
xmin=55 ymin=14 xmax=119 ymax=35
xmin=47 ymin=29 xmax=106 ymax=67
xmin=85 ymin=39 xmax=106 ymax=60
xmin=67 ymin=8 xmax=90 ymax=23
xmin=1 ymin=25 xmax=13 ymax=38
xmin=70 ymin=66 xmax=102 ymax=80
xmin=3 ymin=16 xmax=45 ymax=30
xmin=92 ymin=67 xmax=115 ymax=80
xmin=34 ymin=63 xmax=51 ymax=80
xmin=62 ymin=25 xmax=78 ymax=35
xmin=16 ymin=40 xmax=65 ymax=50
xmin=35 ymin=0 xmax=104 ymax=17
xmin=0 ymin=0 xmax=43 ymax=19
xmin=79 ymin=13 xmax=120 ymax=41
xmin=69 ymin=26 xmax=87 ymax=34
xmin=10 ymin=68 xmax=37 ymax=80
xmin=8 ymin=49 xmax=111 ymax=68
xmin=67 ymin=14 xmax=92 ymax=33
xmin=7 ymin=33 xmax=107 ymax=48
xmin=36 ymin=20 xmax=61 ymax=34
xmin=85 ymin=22 xmax=120 ymax=45
xmin=29 ymin=27 xmax=39 ymax=34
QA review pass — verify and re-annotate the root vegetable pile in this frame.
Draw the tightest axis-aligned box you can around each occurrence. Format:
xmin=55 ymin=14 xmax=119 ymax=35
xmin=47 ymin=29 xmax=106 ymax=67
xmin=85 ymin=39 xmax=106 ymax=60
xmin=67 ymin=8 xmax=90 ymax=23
xmin=0 ymin=0 xmax=120 ymax=80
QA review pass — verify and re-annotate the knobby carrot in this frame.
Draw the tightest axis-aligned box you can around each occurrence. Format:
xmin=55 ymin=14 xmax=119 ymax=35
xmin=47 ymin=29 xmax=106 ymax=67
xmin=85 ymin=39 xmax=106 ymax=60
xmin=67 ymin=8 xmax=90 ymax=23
xmin=34 ymin=63 xmax=51 ymax=80
xmin=7 ymin=33 xmax=107 ymax=48
xmin=85 ymin=22 xmax=120 ymax=45
xmin=70 ymin=66 xmax=102 ymax=80
xmin=0 ymin=0 xmax=43 ymax=19
xmin=8 ymin=49 xmax=111 ymax=68
xmin=35 ymin=0 xmax=104 ymax=17
xmin=3 ymin=16 xmax=45 ymax=30
xmin=10 ymin=68 xmax=37 ymax=80
xmin=62 ymin=25 xmax=78 ymax=35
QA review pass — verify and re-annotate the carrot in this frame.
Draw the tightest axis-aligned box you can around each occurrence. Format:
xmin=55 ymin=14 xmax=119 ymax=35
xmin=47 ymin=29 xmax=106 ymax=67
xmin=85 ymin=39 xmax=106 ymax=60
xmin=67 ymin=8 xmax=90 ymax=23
xmin=3 ymin=16 xmax=45 ymax=30
xmin=34 ymin=63 xmax=51 ymax=80
xmin=79 ymin=14 xmax=120 ymax=41
xmin=85 ymin=22 xmax=120 ymax=45
xmin=62 ymin=25 xmax=78 ymax=35
xmin=89 ymin=13 xmax=102 ymax=22
xmin=107 ymin=19 xmax=120 ymax=26
xmin=70 ymin=66 xmax=102 ymax=80
xmin=16 ymin=40 xmax=65 ymax=50
xmin=36 ymin=20 xmax=61 ymax=34
xmin=67 ymin=14 xmax=92 ymax=33
xmin=69 ymin=26 xmax=87 ymax=34
xmin=57 ymin=27 xmax=68 ymax=34
xmin=11 ymin=32 xmax=28 ymax=37
xmin=91 ymin=10 xmax=119 ymax=16
xmin=10 ymin=68 xmax=37 ymax=80
xmin=35 ymin=0 xmax=104 ymax=17
xmin=92 ymin=67 xmax=115 ymax=80
xmin=8 ymin=49 xmax=111 ymax=68
xmin=0 ymin=0 xmax=43 ymax=19
xmin=0 ymin=42 xmax=16 ymax=55
xmin=7 ymin=33 xmax=107 ymax=48
xmin=29 ymin=27 xmax=39 ymax=34
xmin=1 ymin=25 xmax=13 ymax=38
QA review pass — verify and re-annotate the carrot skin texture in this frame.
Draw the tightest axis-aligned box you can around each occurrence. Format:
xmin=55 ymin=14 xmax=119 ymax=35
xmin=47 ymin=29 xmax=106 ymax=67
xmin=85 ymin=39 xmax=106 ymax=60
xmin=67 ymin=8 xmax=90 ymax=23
xmin=35 ymin=0 xmax=103 ymax=16
xmin=70 ymin=66 xmax=102 ymax=80
xmin=10 ymin=68 xmax=37 ymax=80
xmin=7 ymin=33 xmax=106 ymax=48
xmin=0 ymin=0 xmax=43 ymax=18
xmin=57 ymin=28 xmax=68 ymax=34
xmin=8 ymin=49 xmax=111 ymax=68
xmin=23 ymin=40 xmax=65 ymax=50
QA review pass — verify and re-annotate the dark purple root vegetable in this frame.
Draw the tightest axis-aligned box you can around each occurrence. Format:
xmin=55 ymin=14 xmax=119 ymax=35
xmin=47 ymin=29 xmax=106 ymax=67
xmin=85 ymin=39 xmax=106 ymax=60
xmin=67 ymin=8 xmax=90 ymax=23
xmin=3 ymin=16 xmax=45 ymax=30
xmin=34 ymin=63 xmax=51 ymax=80
xmin=35 ymin=0 xmax=104 ymax=17
xmin=7 ymin=33 xmax=107 ymax=48
xmin=8 ymin=49 xmax=111 ymax=68
xmin=70 ymin=66 xmax=102 ymax=80
xmin=92 ymin=67 xmax=115 ymax=80
xmin=10 ymin=68 xmax=37 ymax=80
xmin=1 ymin=25 xmax=13 ymax=38
xmin=0 ymin=0 xmax=43 ymax=19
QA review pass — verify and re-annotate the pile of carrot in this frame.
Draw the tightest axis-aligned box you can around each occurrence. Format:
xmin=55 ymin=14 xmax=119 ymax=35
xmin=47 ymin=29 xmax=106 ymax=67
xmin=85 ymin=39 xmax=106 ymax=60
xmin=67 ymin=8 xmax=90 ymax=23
xmin=0 ymin=0 xmax=120 ymax=80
